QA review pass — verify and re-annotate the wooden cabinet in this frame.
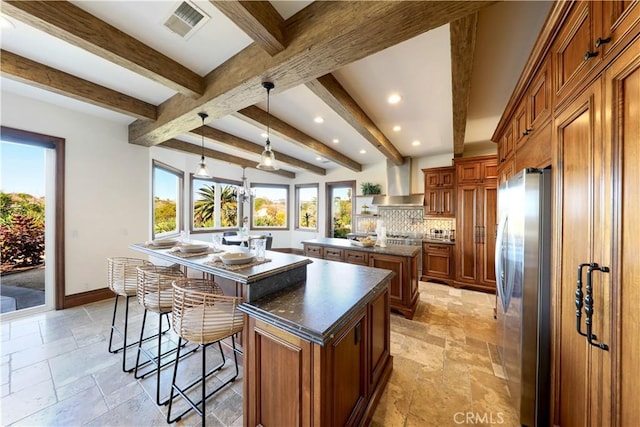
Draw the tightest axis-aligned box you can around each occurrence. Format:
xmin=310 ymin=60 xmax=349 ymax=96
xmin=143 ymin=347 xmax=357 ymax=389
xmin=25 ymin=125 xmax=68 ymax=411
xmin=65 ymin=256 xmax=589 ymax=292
xmin=422 ymin=166 xmax=455 ymax=217
xmin=243 ymin=287 xmax=392 ymax=427
xmin=454 ymin=155 xmax=497 ymax=293
xmin=421 ymin=242 xmax=453 ymax=285
xmin=552 ymin=33 xmax=640 ymax=427
xmin=368 ymin=252 xmax=419 ymax=320
xmin=324 ymin=247 xmax=344 ymax=262
xmin=344 ymin=249 xmax=368 ymax=266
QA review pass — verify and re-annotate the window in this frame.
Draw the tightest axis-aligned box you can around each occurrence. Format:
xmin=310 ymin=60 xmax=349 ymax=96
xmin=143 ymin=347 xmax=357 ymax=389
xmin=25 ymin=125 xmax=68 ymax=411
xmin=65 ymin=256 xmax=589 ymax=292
xmin=295 ymin=184 xmax=318 ymax=231
xmin=250 ymin=183 xmax=289 ymax=230
xmin=326 ymin=181 xmax=355 ymax=238
xmin=152 ymin=160 xmax=183 ymax=238
xmin=191 ymin=175 xmax=241 ymax=231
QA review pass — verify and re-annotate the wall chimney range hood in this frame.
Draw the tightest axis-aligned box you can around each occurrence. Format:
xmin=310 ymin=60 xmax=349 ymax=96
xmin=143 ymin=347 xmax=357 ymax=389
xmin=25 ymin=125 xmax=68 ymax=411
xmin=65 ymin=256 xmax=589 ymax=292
xmin=371 ymin=158 xmax=424 ymax=206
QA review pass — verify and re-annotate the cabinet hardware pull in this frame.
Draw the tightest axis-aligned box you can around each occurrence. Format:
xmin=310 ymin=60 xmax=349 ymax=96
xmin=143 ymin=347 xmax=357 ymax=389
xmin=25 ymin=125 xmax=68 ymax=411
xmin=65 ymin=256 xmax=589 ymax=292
xmin=595 ymin=37 xmax=611 ymax=48
xmin=575 ymin=263 xmax=596 ymax=337
xmin=585 ymin=264 xmax=609 ymax=351
xmin=584 ymin=51 xmax=598 ymax=61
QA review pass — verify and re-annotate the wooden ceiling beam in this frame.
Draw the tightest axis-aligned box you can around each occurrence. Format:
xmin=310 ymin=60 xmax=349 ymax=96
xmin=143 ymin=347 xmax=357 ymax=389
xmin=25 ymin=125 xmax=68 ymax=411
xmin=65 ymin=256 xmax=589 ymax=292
xmin=450 ymin=12 xmax=479 ymax=157
xmin=211 ymin=1 xmax=286 ymax=55
xmin=306 ymin=74 xmax=404 ymax=166
xmin=1 ymin=0 xmax=204 ymax=98
xmin=160 ymin=138 xmax=296 ymax=179
xmin=236 ymin=106 xmax=362 ymax=172
xmin=128 ymin=1 xmax=495 ymax=147
xmin=196 ymin=126 xmax=326 ymax=175
xmin=0 ymin=49 xmax=157 ymax=120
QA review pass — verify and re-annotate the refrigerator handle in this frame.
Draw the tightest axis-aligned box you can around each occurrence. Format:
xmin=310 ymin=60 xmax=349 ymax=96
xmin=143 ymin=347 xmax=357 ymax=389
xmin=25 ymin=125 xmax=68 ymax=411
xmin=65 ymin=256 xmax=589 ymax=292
xmin=585 ymin=265 xmax=610 ymax=351
xmin=575 ymin=263 xmax=596 ymax=337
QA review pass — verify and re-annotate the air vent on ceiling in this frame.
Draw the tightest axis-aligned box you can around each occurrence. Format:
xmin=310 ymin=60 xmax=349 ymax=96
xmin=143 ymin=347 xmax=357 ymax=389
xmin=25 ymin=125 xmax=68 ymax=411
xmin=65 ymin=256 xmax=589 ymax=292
xmin=163 ymin=1 xmax=209 ymax=39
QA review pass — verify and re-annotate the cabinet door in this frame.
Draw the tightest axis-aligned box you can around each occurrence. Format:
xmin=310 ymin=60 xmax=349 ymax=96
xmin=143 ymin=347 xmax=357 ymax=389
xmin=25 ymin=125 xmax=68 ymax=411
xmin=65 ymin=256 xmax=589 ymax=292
xmin=330 ymin=309 xmax=367 ymax=427
xmin=369 ymin=254 xmax=405 ymax=304
xmin=481 ymin=160 xmax=498 ymax=181
xmin=553 ymin=0 xmax=601 ymax=103
xmin=424 ymin=188 xmax=440 ymax=216
xmin=424 ymin=171 xmax=442 ymax=187
xmin=440 ymin=188 xmax=455 ymax=216
xmin=514 ymin=102 xmax=529 ymax=147
xmin=456 ymin=185 xmax=479 ymax=283
xmin=368 ymin=288 xmax=390 ymax=391
xmin=439 ymin=169 xmax=455 ymax=187
xmin=553 ymin=78 xmax=602 ymax=427
xmin=480 ymin=185 xmax=497 ymax=287
xmin=600 ymin=1 xmax=638 ymax=59
xmin=603 ymin=36 xmax=639 ymax=426
xmin=456 ymin=163 xmax=481 ymax=184
xmin=528 ymin=55 xmax=552 ymax=130
xmin=424 ymin=244 xmax=452 ymax=278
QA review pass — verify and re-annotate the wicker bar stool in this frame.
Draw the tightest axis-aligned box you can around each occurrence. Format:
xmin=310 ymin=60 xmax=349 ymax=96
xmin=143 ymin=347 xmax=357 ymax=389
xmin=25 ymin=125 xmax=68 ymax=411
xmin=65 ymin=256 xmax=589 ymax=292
xmin=107 ymin=257 xmax=156 ymax=373
xmin=134 ymin=265 xmax=190 ymax=406
xmin=166 ymin=278 xmax=244 ymax=426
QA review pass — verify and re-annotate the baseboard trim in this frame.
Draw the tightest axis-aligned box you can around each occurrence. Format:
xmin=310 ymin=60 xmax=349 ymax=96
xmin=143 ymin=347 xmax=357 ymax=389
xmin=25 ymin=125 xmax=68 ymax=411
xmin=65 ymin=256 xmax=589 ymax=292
xmin=64 ymin=287 xmax=114 ymax=309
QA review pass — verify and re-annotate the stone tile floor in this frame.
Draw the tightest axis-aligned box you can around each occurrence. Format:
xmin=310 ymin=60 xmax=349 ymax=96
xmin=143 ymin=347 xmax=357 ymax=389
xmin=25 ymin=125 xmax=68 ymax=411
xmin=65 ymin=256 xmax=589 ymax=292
xmin=0 ymin=282 xmax=516 ymax=426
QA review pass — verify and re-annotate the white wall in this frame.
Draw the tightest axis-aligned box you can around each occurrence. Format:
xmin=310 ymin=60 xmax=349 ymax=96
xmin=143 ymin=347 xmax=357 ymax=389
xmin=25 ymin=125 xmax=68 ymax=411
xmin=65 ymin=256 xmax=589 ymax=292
xmin=1 ymin=92 xmax=149 ymax=295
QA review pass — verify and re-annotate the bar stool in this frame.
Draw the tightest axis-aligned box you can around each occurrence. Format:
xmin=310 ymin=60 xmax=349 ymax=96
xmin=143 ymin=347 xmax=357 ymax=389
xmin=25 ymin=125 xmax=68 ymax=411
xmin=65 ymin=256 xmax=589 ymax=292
xmin=107 ymin=257 xmax=152 ymax=373
xmin=134 ymin=265 xmax=188 ymax=406
xmin=166 ymin=278 xmax=244 ymax=425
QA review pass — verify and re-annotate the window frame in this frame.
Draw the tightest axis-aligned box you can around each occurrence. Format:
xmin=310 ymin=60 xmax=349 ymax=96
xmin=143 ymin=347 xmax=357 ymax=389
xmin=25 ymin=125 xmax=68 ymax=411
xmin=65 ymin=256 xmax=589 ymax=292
xmin=249 ymin=183 xmax=290 ymax=231
xmin=151 ymin=160 xmax=184 ymax=239
xmin=294 ymin=183 xmax=319 ymax=231
xmin=189 ymin=173 xmax=241 ymax=233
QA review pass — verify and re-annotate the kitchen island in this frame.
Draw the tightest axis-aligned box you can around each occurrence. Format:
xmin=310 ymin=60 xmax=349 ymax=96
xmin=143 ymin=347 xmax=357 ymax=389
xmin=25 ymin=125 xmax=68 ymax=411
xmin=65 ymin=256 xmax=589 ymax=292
xmin=241 ymin=259 xmax=393 ymax=426
xmin=302 ymin=237 xmax=420 ymax=319
xmin=130 ymin=242 xmax=394 ymax=426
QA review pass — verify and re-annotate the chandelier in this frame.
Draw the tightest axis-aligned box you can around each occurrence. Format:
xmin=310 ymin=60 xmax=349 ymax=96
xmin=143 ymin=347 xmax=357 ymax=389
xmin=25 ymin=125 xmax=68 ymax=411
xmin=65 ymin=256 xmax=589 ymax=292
xmin=234 ymin=166 xmax=254 ymax=203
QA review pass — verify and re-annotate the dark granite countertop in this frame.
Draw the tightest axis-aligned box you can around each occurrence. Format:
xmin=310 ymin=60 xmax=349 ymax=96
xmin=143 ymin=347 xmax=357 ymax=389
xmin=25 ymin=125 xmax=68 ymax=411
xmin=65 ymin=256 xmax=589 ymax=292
xmin=239 ymin=259 xmax=394 ymax=346
xmin=301 ymin=237 xmax=420 ymax=257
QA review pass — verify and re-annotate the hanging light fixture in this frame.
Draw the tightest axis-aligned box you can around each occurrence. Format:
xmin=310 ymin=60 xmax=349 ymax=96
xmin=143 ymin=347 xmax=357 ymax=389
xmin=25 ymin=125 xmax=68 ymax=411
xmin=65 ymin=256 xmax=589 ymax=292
xmin=257 ymin=81 xmax=278 ymax=170
xmin=195 ymin=112 xmax=210 ymax=178
xmin=234 ymin=166 xmax=255 ymax=204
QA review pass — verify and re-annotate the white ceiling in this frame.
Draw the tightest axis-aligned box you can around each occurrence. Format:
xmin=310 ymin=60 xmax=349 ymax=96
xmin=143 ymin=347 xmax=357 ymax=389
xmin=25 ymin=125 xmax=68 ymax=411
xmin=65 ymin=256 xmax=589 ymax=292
xmin=0 ymin=1 xmax=552 ymax=174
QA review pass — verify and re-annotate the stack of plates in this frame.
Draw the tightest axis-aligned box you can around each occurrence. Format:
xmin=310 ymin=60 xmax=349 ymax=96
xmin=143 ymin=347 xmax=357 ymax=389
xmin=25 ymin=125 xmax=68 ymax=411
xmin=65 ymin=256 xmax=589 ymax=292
xmin=219 ymin=252 xmax=255 ymax=265
xmin=178 ymin=243 xmax=209 ymax=253
xmin=150 ymin=239 xmax=178 ymax=247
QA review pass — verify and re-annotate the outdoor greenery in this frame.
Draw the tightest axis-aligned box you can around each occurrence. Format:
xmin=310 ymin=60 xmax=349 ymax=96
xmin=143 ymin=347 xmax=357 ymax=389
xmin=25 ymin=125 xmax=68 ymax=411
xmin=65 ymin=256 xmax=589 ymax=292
xmin=193 ymin=184 xmax=238 ymax=228
xmin=332 ymin=196 xmax=352 ymax=238
xmin=253 ymin=197 xmax=286 ymax=227
xmin=154 ymin=197 xmax=177 ymax=234
xmin=299 ymin=197 xmax=317 ymax=228
xmin=0 ymin=192 xmax=45 ymax=272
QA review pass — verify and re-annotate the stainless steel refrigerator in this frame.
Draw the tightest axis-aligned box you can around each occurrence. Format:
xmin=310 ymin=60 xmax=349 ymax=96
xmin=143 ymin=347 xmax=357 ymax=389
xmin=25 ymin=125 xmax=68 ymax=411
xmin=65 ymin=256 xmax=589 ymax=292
xmin=495 ymin=168 xmax=551 ymax=427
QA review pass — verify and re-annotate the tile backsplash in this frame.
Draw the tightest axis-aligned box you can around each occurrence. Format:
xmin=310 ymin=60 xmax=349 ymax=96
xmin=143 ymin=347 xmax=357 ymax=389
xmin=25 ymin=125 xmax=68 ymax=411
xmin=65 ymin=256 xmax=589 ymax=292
xmin=376 ymin=207 xmax=455 ymax=234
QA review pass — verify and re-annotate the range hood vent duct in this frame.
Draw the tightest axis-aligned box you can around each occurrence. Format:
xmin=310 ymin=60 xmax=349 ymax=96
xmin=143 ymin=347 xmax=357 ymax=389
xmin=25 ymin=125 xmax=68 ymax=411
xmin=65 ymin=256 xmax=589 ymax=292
xmin=371 ymin=158 xmax=424 ymax=206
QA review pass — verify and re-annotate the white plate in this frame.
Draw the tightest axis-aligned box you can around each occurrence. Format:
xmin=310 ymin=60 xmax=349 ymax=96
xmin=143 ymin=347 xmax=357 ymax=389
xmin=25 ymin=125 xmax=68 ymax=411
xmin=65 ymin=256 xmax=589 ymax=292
xmin=220 ymin=252 xmax=255 ymax=265
xmin=151 ymin=239 xmax=178 ymax=247
xmin=350 ymin=239 xmax=375 ymax=247
xmin=178 ymin=243 xmax=209 ymax=253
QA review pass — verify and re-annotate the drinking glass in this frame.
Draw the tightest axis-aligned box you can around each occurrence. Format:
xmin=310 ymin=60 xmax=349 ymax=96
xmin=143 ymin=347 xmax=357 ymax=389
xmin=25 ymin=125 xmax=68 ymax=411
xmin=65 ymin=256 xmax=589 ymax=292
xmin=254 ymin=238 xmax=266 ymax=261
xmin=211 ymin=233 xmax=223 ymax=251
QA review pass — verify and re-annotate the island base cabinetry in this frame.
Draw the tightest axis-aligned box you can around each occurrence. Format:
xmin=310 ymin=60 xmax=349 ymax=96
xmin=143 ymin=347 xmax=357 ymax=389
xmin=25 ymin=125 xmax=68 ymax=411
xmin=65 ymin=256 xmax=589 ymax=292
xmin=368 ymin=253 xmax=419 ymax=320
xmin=243 ymin=287 xmax=392 ymax=427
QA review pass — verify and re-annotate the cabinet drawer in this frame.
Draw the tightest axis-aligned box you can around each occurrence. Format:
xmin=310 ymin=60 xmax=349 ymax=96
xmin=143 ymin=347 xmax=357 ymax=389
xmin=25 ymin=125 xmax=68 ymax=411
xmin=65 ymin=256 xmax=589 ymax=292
xmin=304 ymin=245 xmax=323 ymax=259
xmin=345 ymin=250 xmax=369 ymax=266
xmin=324 ymin=248 xmax=344 ymax=262
xmin=425 ymin=244 xmax=451 ymax=254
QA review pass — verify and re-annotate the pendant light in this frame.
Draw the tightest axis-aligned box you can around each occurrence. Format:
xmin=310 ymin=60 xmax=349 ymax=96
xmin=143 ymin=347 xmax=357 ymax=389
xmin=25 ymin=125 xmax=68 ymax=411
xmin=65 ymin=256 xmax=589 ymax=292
xmin=257 ymin=81 xmax=278 ymax=170
xmin=195 ymin=112 xmax=210 ymax=178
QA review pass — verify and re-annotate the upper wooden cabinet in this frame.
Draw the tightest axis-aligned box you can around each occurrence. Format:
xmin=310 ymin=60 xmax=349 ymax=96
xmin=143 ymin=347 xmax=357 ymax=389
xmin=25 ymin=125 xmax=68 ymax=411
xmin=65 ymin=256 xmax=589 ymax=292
xmin=423 ymin=166 xmax=455 ymax=217
xmin=456 ymin=156 xmax=497 ymax=185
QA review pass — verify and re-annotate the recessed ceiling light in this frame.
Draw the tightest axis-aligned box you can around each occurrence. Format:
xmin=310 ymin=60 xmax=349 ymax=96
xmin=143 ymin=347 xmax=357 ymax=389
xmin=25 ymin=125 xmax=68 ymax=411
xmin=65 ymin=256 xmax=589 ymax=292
xmin=412 ymin=140 xmax=421 ymax=146
xmin=359 ymin=149 xmax=366 ymax=154
xmin=260 ymin=132 xmax=268 ymax=138
xmin=314 ymin=116 xmax=324 ymax=124
xmin=387 ymin=94 xmax=402 ymax=104
xmin=332 ymin=138 xmax=339 ymax=144
xmin=393 ymin=125 xmax=401 ymax=132
xmin=316 ymin=156 xmax=322 ymax=161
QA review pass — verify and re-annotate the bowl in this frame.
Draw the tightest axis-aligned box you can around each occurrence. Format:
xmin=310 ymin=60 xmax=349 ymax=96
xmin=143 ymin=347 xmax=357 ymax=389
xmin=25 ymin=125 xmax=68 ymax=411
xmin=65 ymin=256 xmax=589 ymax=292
xmin=220 ymin=252 xmax=255 ymax=265
xmin=151 ymin=238 xmax=178 ymax=247
xmin=350 ymin=238 xmax=376 ymax=247
xmin=178 ymin=243 xmax=209 ymax=253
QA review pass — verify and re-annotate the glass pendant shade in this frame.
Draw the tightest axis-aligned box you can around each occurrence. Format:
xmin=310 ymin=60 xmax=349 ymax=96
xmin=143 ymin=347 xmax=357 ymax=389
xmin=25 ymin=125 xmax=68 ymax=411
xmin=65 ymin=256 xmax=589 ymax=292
xmin=236 ymin=167 xmax=254 ymax=203
xmin=256 ymin=81 xmax=278 ymax=170
xmin=195 ymin=112 xmax=210 ymax=178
